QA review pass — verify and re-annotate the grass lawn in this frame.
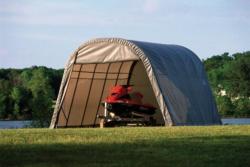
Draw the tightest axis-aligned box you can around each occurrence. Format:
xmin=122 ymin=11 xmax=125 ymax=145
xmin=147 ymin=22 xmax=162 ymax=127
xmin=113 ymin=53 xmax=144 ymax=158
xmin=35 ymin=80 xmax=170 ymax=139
xmin=0 ymin=126 xmax=250 ymax=167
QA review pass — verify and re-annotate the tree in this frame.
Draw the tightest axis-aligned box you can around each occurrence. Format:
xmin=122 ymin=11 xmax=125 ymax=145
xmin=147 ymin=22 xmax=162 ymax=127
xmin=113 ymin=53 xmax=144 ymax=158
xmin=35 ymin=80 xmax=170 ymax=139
xmin=20 ymin=70 xmax=33 ymax=87
xmin=11 ymin=87 xmax=22 ymax=119
xmin=204 ymin=53 xmax=233 ymax=95
xmin=203 ymin=52 xmax=232 ymax=71
xmin=224 ymin=52 xmax=250 ymax=97
xmin=0 ymin=79 xmax=13 ymax=119
xmin=216 ymin=96 xmax=235 ymax=116
xmin=233 ymin=98 xmax=250 ymax=117
xmin=28 ymin=68 xmax=55 ymax=127
xmin=207 ymin=68 xmax=224 ymax=94
xmin=10 ymin=86 xmax=32 ymax=119
xmin=0 ymin=67 xmax=63 ymax=123
xmin=0 ymin=92 xmax=7 ymax=119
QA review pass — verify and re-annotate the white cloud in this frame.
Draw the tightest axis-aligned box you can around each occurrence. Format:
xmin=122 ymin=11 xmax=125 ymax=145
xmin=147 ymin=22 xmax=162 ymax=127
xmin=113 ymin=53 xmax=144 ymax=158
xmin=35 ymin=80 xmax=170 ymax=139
xmin=142 ymin=0 xmax=159 ymax=13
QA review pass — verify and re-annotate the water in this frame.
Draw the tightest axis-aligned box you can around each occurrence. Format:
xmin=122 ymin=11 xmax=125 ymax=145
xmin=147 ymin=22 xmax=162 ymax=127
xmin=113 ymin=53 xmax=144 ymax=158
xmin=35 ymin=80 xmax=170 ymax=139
xmin=0 ymin=119 xmax=250 ymax=129
xmin=0 ymin=120 xmax=32 ymax=129
xmin=221 ymin=118 xmax=250 ymax=125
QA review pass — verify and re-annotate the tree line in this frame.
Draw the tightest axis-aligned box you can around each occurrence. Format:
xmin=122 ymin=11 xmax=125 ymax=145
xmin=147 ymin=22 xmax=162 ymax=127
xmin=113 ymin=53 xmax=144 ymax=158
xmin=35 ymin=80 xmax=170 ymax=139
xmin=203 ymin=51 xmax=250 ymax=117
xmin=0 ymin=51 xmax=249 ymax=127
xmin=0 ymin=66 xmax=63 ymax=127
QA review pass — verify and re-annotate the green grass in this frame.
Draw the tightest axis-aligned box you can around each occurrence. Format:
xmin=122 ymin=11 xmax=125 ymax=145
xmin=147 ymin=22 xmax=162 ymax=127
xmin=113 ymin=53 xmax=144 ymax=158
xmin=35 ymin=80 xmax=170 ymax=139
xmin=0 ymin=126 xmax=250 ymax=167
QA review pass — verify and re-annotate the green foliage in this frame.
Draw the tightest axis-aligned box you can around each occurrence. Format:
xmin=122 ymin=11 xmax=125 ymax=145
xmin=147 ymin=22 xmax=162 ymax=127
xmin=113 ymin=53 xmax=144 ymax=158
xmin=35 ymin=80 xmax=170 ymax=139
xmin=224 ymin=52 xmax=250 ymax=97
xmin=216 ymin=96 xmax=235 ymax=116
xmin=28 ymin=68 xmax=55 ymax=127
xmin=0 ymin=92 xmax=7 ymax=119
xmin=204 ymin=51 xmax=250 ymax=117
xmin=203 ymin=52 xmax=232 ymax=71
xmin=233 ymin=98 xmax=250 ymax=117
xmin=10 ymin=86 xmax=32 ymax=119
xmin=0 ymin=79 xmax=12 ymax=119
xmin=206 ymin=68 xmax=224 ymax=93
xmin=11 ymin=87 xmax=22 ymax=118
xmin=0 ymin=67 xmax=63 ymax=127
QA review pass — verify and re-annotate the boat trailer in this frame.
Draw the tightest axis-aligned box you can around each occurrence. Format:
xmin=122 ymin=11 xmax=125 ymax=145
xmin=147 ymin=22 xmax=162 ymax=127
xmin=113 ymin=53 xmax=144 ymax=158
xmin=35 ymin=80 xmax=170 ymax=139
xmin=97 ymin=85 xmax=157 ymax=127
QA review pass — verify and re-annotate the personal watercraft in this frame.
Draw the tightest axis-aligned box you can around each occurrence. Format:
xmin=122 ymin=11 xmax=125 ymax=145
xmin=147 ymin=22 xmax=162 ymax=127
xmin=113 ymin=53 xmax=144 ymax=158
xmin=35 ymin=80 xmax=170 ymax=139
xmin=99 ymin=85 xmax=157 ymax=126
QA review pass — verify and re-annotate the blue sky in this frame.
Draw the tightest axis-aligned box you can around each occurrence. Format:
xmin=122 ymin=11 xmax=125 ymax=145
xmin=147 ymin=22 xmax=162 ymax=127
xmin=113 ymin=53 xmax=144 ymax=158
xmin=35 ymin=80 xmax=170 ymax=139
xmin=0 ymin=0 xmax=249 ymax=68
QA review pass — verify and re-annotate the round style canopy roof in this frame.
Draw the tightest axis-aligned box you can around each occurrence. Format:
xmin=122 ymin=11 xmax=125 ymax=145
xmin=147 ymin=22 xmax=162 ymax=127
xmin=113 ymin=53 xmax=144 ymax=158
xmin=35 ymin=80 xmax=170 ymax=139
xmin=50 ymin=38 xmax=221 ymax=128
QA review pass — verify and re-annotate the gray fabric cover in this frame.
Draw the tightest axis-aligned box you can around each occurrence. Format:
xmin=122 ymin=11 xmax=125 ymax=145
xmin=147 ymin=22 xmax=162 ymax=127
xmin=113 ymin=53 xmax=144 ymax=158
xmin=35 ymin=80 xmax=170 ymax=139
xmin=50 ymin=38 xmax=221 ymax=128
xmin=131 ymin=40 xmax=221 ymax=125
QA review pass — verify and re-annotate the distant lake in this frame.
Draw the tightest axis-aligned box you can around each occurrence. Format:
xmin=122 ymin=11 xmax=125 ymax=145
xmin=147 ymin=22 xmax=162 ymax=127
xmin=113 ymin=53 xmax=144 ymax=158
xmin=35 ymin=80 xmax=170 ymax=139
xmin=0 ymin=118 xmax=250 ymax=129
xmin=0 ymin=120 xmax=32 ymax=129
xmin=221 ymin=118 xmax=250 ymax=125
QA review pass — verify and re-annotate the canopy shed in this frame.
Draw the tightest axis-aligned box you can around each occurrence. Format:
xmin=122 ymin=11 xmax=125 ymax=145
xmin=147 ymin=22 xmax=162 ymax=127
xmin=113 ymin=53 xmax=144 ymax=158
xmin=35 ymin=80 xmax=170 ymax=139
xmin=50 ymin=38 xmax=221 ymax=128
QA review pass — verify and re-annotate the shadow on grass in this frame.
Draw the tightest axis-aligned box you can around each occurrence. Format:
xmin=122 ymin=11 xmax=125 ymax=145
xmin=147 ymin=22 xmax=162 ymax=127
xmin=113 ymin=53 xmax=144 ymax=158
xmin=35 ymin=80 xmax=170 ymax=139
xmin=0 ymin=135 xmax=250 ymax=167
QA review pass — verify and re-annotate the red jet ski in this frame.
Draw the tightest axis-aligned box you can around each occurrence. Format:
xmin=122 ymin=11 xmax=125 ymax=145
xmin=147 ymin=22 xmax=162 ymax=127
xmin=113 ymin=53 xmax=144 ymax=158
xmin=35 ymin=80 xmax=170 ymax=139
xmin=103 ymin=85 xmax=156 ymax=119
